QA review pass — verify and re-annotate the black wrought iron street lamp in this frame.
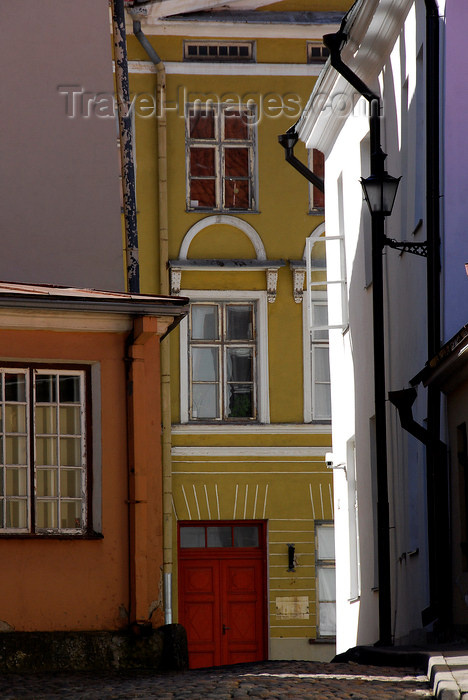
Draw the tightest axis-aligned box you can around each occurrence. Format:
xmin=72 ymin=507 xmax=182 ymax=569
xmin=360 ymin=171 xmax=401 ymax=217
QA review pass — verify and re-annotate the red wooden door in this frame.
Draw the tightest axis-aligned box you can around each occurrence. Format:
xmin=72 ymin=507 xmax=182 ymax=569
xmin=221 ymin=559 xmax=264 ymax=666
xmin=178 ymin=522 xmax=266 ymax=669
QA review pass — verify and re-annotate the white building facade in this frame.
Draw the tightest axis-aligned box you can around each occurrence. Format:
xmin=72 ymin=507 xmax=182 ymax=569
xmin=296 ymin=0 xmax=449 ymax=652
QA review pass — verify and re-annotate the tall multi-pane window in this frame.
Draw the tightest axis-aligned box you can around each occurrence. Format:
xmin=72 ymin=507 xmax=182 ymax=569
xmin=0 ymin=368 xmax=88 ymax=534
xmin=315 ymin=522 xmax=336 ymax=638
xmin=310 ymin=300 xmax=331 ymax=420
xmin=186 ymin=104 xmax=256 ymax=211
xmin=189 ymin=302 xmax=256 ymax=421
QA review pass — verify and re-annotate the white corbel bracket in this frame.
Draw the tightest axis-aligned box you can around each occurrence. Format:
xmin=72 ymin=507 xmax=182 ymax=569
xmin=289 ymin=261 xmax=306 ymax=303
xmin=170 ymin=269 xmax=182 ymax=296
xmin=266 ymin=268 xmax=279 ymax=303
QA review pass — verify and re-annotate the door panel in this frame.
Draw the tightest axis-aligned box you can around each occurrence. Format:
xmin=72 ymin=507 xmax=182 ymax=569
xmin=180 ymin=556 xmax=265 ymax=668
xmin=180 ymin=562 xmax=221 ymax=667
xmin=222 ymin=562 xmax=263 ymax=665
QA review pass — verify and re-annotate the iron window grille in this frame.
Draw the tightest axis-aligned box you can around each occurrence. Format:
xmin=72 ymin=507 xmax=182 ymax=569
xmin=186 ymin=103 xmax=257 ymax=212
xmin=0 ymin=367 xmax=89 ymax=535
xmin=188 ymin=302 xmax=257 ymax=421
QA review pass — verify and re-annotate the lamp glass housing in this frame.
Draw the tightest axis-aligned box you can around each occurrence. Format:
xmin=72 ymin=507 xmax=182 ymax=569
xmin=361 ymin=172 xmax=401 ymax=216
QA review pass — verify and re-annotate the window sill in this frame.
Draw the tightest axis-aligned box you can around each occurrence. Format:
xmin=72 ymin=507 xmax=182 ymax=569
xmin=186 ymin=208 xmax=260 ymax=215
xmin=0 ymin=531 xmax=103 ymax=540
xmin=309 ymin=637 xmax=336 ymax=644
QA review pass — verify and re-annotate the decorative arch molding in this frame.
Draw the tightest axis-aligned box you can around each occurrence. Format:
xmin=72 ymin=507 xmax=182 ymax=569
xmin=178 ymin=215 xmax=267 ymax=261
xmin=302 ymin=222 xmax=326 ymax=259
xmin=289 ymin=223 xmax=326 ymax=303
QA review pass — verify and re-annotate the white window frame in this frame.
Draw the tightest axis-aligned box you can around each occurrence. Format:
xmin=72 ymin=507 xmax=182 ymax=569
xmin=0 ymin=367 xmax=89 ymax=535
xmin=185 ymin=103 xmax=257 ymax=213
xmin=303 ymin=290 xmax=332 ymax=423
xmin=180 ymin=290 xmax=269 ymax=424
xmin=315 ymin=520 xmax=336 ymax=639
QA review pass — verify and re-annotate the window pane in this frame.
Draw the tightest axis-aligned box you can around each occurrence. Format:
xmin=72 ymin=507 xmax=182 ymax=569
xmin=226 ymin=385 xmax=253 ymax=418
xmin=224 ymin=179 xmax=249 ymax=209
xmin=319 ymin=602 xmax=336 ymax=636
xmin=226 ymin=305 xmax=253 ymax=340
xmin=189 ymin=109 xmax=215 ymax=139
xmin=4 ymin=405 xmax=26 ymax=433
xmin=6 ymin=467 xmax=27 ymax=496
xmin=225 ymin=148 xmax=249 ymax=177
xmin=190 ymin=147 xmax=215 ymax=177
xmin=60 ymin=438 xmax=81 ymax=467
xmin=192 ymin=347 xmax=218 ymax=381
xmin=207 ymin=526 xmax=232 ymax=547
xmin=315 ymin=384 xmax=331 ymax=419
xmin=190 ymin=178 xmax=216 ymax=208
xmin=0 ymin=467 xmax=3 ymax=496
xmin=192 ymin=384 xmax=219 ymax=419
xmin=36 ymin=468 xmax=58 ymax=497
xmin=180 ymin=526 xmax=205 ymax=548
xmin=59 ymin=376 xmax=81 ymax=404
xmin=61 ymin=469 xmax=81 ymax=498
xmin=36 ymin=406 xmax=57 ymax=435
xmin=191 ymin=305 xmax=218 ymax=340
xmin=36 ymin=500 xmax=57 ymax=529
xmin=5 ymin=374 xmax=26 ymax=403
xmin=313 ymin=304 xmax=329 ymax=340
xmin=234 ymin=526 xmax=258 ymax=547
xmin=227 ymin=348 xmax=253 ymax=382
xmin=6 ymin=500 xmax=27 ymax=528
xmin=224 ymin=110 xmax=248 ymax=139
xmin=314 ymin=347 xmax=330 ymax=382
xmin=317 ymin=526 xmax=335 ymax=559
xmin=5 ymin=436 xmax=27 ymax=465
xmin=61 ymin=500 xmax=81 ymax=529
xmin=318 ymin=567 xmax=336 ymax=601
xmin=59 ymin=406 xmax=80 ymax=435
xmin=35 ymin=375 xmax=56 ymax=403
xmin=36 ymin=437 xmax=57 ymax=466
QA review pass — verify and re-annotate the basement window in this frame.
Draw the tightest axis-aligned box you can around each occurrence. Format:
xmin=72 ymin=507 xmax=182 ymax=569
xmin=183 ymin=41 xmax=255 ymax=62
xmin=0 ymin=367 xmax=90 ymax=535
xmin=307 ymin=42 xmax=330 ymax=64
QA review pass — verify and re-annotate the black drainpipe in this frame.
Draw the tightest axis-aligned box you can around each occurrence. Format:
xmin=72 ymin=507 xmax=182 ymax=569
xmin=278 ymin=129 xmax=324 ymax=191
xmin=421 ymin=0 xmax=449 ymax=632
xmin=322 ymin=26 xmax=392 ymax=647
xmin=111 ymin=0 xmax=140 ymax=294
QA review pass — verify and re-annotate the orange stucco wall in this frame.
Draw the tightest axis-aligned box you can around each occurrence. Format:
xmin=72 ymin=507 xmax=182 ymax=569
xmin=0 ymin=325 xmax=164 ymax=632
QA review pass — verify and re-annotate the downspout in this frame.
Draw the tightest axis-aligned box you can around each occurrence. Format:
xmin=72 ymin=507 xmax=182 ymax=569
xmin=278 ymin=129 xmax=324 ymax=191
xmin=421 ymin=0 xmax=449 ymax=631
xmin=111 ymin=0 xmax=140 ymax=293
xmin=323 ymin=26 xmax=392 ymax=646
xmin=133 ymin=19 xmax=173 ymax=626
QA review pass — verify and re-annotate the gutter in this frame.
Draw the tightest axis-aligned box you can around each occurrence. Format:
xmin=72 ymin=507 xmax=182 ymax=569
xmin=132 ymin=18 xmax=174 ymax=627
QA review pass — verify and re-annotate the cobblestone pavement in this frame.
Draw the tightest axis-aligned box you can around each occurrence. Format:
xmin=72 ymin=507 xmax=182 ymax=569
xmin=0 ymin=660 xmax=433 ymax=699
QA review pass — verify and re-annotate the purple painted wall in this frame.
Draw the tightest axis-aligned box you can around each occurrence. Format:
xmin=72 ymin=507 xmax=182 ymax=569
xmin=444 ymin=0 xmax=468 ymax=340
xmin=0 ymin=1 xmax=124 ymax=291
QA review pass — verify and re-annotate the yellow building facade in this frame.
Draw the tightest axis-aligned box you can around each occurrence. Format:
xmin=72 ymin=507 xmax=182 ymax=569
xmin=124 ymin=0 xmax=350 ymax=665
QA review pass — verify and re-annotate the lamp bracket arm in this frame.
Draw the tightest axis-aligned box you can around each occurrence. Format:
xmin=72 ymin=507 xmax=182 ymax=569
xmin=383 ymin=236 xmax=428 ymax=258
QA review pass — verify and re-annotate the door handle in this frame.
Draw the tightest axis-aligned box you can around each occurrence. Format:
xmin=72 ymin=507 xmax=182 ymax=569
xmin=222 ymin=624 xmax=230 ymax=634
